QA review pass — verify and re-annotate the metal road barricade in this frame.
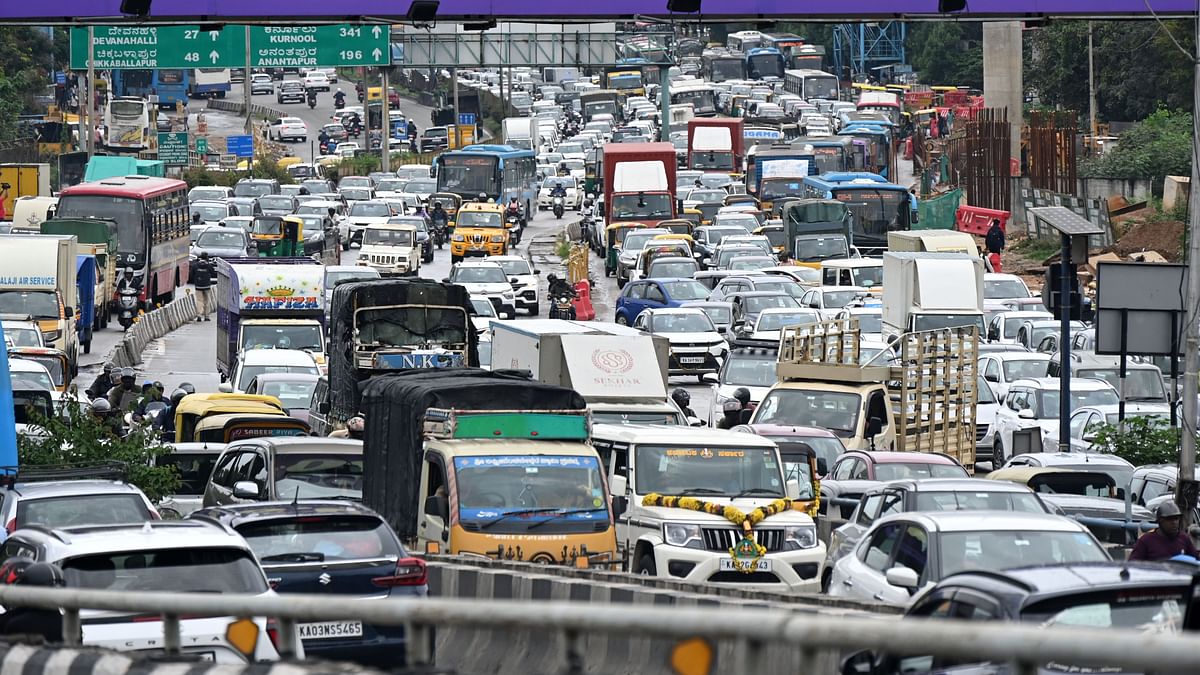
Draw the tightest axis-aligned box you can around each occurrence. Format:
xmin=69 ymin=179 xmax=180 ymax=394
xmin=1 ymin=585 xmax=1198 ymax=674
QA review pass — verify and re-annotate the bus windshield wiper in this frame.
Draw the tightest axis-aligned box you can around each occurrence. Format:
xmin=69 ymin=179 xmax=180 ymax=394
xmin=527 ymin=508 xmax=607 ymax=530
xmin=479 ymin=508 xmax=560 ymax=529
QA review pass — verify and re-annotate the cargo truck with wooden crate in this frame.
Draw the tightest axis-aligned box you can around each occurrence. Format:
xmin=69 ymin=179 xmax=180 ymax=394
xmin=750 ymin=317 xmax=979 ymax=469
xmin=881 ymin=251 xmax=985 ymax=340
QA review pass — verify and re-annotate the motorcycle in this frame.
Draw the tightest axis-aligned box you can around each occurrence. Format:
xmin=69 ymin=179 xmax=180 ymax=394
xmin=116 ymin=284 xmax=139 ymax=330
xmin=552 ymin=196 xmax=565 ymax=219
xmin=431 ymin=221 xmax=447 ymax=249
xmin=319 ymin=139 xmax=336 ymax=155
xmin=334 ymin=96 xmax=346 ymax=110
xmin=505 ymin=213 xmax=522 ymax=246
xmin=548 ymin=292 xmax=576 ymax=320
xmin=307 ymin=95 xmax=317 ymax=109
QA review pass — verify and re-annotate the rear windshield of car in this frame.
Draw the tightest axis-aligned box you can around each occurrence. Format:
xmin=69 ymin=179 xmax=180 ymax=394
xmin=237 ymin=515 xmax=402 ymax=562
xmin=18 ymin=494 xmax=152 ymax=528
xmin=277 ymin=453 xmax=363 ymax=500
xmin=162 ymin=453 xmax=220 ymax=497
xmin=63 ymin=547 xmax=267 ymax=593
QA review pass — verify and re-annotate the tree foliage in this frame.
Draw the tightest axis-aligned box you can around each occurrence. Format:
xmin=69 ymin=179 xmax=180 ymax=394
xmin=908 ymin=23 xmax=984 ymax=90
xmin=1085 ymin=415 xmax=1180 ymax=467
xmin=1025 ymin=20 xmax=1194 ymax=122
xmin=17 ymin=401 xmax=180 ymax=503
xmin=0 ymin=26 xmax=54 ymax=140
xmin=1081 ymin=109 xmax=1192 ymax=181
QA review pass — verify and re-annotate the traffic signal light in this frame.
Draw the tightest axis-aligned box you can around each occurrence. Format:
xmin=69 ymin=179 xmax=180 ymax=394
xmin=1042 ymin=264 xmax=1086 ymax=321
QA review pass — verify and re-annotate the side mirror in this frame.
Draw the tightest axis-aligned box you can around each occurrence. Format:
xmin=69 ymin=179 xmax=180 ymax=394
xmin=786 ymin=479 xmax=801 ymax=500
xmin=609 ymin=474 xmax=627 ymax=496
xmin=816 ymin=458 xmax=829 ymax=476
xmin=510 ymin=277 xmax=519 ymax=284
xmin=1017 ymin=408 xmax=1035 ymax=420
xmin=64 ymin=306 xmax=74 ymax=317
xmin=885 ymin=565 xmax=920 ymax=590
xmin=984 ymin=372 xmax=999 ymax=383
xmin=218 ymin=382 xmax=233 ymax=393
xmin=702 ymin=373 xmax=719 ymax=384
xmin=233 ymin=481 xmax=261 ymax=500
xmin=534 ymin=269 xmax=542 ymax=275
xmin=318 ymin=400 xmax=331 ymax=414
xmin=866 ymin=416 xmax=884 ymax=438
xmin=612 ymin=495 xmax=628 ymax=516
xmin=840 ymin=650 xmax=875 ymax=675
xmin=1114 ymin=487 xmax=1126 ymax=501
xmin=424 ymin=494 xmax=450 ymax=520
xmin=442 ymin=277 xmax=451 ymax=283
xmin=1082 ymin=433 xmax=1097 ymax=444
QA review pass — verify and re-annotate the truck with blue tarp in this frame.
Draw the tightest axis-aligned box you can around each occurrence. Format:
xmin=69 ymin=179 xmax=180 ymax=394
xmin=74 ymin=255 xmax=96 ymax=354
xmin=327 ymin=278 xmax=477 ymax=425
xmin=214 ymin=257 xmax=327 ymax=382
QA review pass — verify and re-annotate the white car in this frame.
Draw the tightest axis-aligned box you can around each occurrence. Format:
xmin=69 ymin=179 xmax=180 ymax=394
xmin=977 ymin=352 xmax=1051 ymax=400
xmin=991 ymin=376 xmax=1119 ymax=462
xmin=335 ymin=142 xmax=362 ymax=159
xmin=469 ymin=294 xmax=499 ymax=334
xmin=223 ymin=349 xmax=320 ymax=394
xmin=1065 ymin=403 xmax=1174 ymax=453
xmin=487 ymin=254 xmax=540 ymax=316
xmin=341 ymin=200 xmax=394 ymax=249
xmin=3 ymin=320 xmax=46 ymax=349
xmin=986 ymin=310 xmax=1055 ymax=344
xmin=831 ymin=306 xmax=883 ymax=340
xmin=189 ymin=199 xmax=232 ymax=226
xmin=537 ymin=177 xmax=582 ymax=210
xmin=302 ymin=71 xmax=330 ymax=91
xmin=446 ymin=261 xmax=516 ymax=319
xmin=827 ymin=511 xmax=1109 ymax=606
xmin=705 ymin=346 xmax=777 ymax=427
xmin=740 ymin=307 xmax=822 ymax=342
xmin=357 ymin=222 xmax=421 ymax=276
xmin=984 ymin=273 xmax=1032 ymax=301
xmin=798 ymin=286 xmax=869 ymax=320
xmin=269 ymin=117 xmax=308 ymax=143
xmin=632 ymin=307 xmax=727 ymax=379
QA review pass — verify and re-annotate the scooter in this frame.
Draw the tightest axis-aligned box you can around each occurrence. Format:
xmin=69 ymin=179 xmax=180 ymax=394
xmin=506 ymin=213 xmax=522 ymax=246
xmin=552 ymin=196 xmax=565 ymax=219
xmin=307 ymin=94 xmax=317 ymax=109
xmin=116 ymin=284 xmax=139 ymax=330
xmin=431 ymin=221 xmax=447 ymax=249
xmin=334 ymin=97 xmax=346 ymax=110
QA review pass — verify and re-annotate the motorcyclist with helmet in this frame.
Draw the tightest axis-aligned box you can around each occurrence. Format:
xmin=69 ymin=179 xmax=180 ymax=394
xmin=107 ymin=368 xmax=141 ymax=413
xmin=476 ymin=192 xmax=489 ymax=203
xmin=91 ymin=398 xmax=123 ymax=437
xmin=85 ymin=362 xmax=116 ymax=399
xmin=547 ymin=273 xmax=575 ymax=300
xmin=550 ymin=182 xmax=567 ymax=200
xmin=333 ymin=88 xmax=346 ymax=108
xmin=716 ymin=387 xmax=753 ymax=429
xmin=0 ymin=560 xmax=69 ymax=643
xmin=671 ymin=388 xmax=697 ymax=419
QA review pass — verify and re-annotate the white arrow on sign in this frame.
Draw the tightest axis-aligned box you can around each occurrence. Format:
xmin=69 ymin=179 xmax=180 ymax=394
xmin=209 ymin=31 xmax=221 ymax=41
xmin=372 ymin=26 xmax=382 ymax=39
xmin=209 ymin=50 xmax=220 ymax=64
xmin=372 ymin=47 xmax=382 ymax=61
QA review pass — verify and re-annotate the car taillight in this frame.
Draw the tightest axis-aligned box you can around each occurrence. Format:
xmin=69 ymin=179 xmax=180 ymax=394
xmin=265 ymin=619 xmax=281 ymax=652
xmin=371 ymin=557 xmax=427 ymax=587
xmin=5 ymin=519 xmax=15 ymax=534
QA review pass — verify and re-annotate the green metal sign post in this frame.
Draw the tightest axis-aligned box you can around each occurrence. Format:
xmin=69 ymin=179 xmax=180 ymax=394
xmin=70 ymin=24 xmax=389 ymax=70
xmin=157 ymin=132 xmax=190 ymax=165
xmin=195 ymin=137 xmax=209 ymax=155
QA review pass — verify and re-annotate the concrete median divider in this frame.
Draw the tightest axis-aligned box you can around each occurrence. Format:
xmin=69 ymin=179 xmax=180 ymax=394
xmin=426 ymin=556 xmax=900 ymax=674
xmin=104 ymin=292 xmax=199 ymax=369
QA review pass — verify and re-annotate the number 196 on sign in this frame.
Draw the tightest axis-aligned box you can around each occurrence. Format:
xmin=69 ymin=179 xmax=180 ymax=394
xmin=340 ymin=50 xmax=363 ymax=60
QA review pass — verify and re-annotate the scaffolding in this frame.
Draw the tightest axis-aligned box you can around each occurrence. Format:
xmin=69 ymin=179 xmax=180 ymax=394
xmin=832 ymin=22 xmax=907 ymax=80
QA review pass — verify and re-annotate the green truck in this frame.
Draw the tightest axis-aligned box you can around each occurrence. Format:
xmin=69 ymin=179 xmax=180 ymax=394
xmin=40 ymin=218 xmax=118 ymax=330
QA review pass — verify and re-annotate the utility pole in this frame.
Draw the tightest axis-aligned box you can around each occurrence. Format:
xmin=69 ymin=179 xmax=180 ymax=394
xmin=1087 ymin=22 xmax=1098 ymax=142
xmin=244 ymin=26 xmax=252 ymax=136
xmin=452 ymin=67 xmax=460 ymax=150
xmin=1176 ymin=17 xmax=1200 ymax=527
xmin=85 ymin=26 xmax=95 ymax=157
xmin=381 ymin=68 xmax=391 ymax=172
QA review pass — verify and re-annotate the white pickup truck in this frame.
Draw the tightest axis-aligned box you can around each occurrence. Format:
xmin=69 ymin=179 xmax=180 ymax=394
xmin=357 ymin=223 xmax=420 ymax=276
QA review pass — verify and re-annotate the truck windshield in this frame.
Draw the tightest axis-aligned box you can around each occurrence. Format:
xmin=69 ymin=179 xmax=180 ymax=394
xmin=911 ymin=314 xmax=986 ymax=334
xmin=592 ymin=411 xmax=681 ymax=425
xmin=691 ymin=151 xmax=733 ymax=169
xmin=242 ymin=325 xmax=323 ymax=351
xmin=610 ymin=194 xmax=673 ymax=220
xmin=453 ymin=455 xmax=609 ymax=530
xmin=0 ymin=291 xmax=58 ymax=319
xmin=754 ymin=389 xmax=862 ymax=437
xmin=634 ymin=445 xmax=783 ymax=497
xmin=356 ymin=306 xmax=467 ymax=347
xmin=794 ymin=236 xmax=848 ymax=261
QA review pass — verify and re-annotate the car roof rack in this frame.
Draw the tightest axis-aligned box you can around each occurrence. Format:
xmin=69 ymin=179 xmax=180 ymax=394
xmin=0 ymin=461 xmax=129 ymax=489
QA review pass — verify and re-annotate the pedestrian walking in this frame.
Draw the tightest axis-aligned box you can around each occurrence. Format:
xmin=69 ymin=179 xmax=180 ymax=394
xmin=985 ymin=218 xmax=1005 ymax=274
xmin=1129 ymin=501 xmax=1198 ymax=562
xmin=192 ymin=252 xmax=216 ymax=321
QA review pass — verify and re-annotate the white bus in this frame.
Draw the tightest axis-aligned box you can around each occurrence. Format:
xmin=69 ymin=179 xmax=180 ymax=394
xmin=783 ymin=69 xmax=841 ymax=102
xmin=104 ymin=96 xmax=151 ymax=151
xmin=188 ymin=68 xmax=232 ymax=98
xmin=727 ymin=30 xmax=766 ymax=52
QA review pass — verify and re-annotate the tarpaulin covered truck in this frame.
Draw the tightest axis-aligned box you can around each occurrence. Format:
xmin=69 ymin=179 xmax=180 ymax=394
xmin=41 ymin=218 xmax=118 ymax=329
xmin=0 ymin=234 xmax=80 ymax=375
xmin=361 ymin=368 xmax=618 ymax=566
xmin=215 ymin=257 xmax=326 ymax=381
xmin=327 ymin=278 xmax=477 ymax=425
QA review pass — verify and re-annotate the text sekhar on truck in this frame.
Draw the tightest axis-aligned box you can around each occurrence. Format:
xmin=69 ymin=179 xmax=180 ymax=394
xmin=361 ymin=369 xmax=618 ymax=566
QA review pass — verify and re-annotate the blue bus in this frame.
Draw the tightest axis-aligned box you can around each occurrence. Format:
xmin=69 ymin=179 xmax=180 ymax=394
xmin=745 ymin=48 xmax=786 ymax=81
xmin=434 ymin=145 xmax=538 ymax=217
xmin=838 ymin=122 xmax=896 ymax=180
xmin=802 ymin=173 xmax=914 ymax=252
xmin=111 ymin=69 xmax=189 ymax=107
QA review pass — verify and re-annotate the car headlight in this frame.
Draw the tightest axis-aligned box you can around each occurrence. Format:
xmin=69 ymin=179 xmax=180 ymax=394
xmin=783 ymin=525 xmax=818 ymax=550
xmin=663 ymin=523 xmax=703 ymax=549
xmin=452 ymin=234 xmax=465 ymax=241
xmin=490 ymin=235 xmax=506 ymax=243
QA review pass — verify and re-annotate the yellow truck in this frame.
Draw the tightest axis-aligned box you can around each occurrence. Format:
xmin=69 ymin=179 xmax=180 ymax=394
xmin=450 ymin=202 xmax=508 ymax=263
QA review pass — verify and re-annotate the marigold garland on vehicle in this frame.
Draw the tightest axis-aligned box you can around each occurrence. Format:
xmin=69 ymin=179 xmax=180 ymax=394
xmin=642 ymin=493 xmax=795 ymax=529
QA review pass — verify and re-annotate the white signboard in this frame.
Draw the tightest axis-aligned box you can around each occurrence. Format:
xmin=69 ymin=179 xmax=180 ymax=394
xmin=613 ymin=161 xmax=668 ymax=193
xmin=560 ymin=334 xmax=666 ymax=400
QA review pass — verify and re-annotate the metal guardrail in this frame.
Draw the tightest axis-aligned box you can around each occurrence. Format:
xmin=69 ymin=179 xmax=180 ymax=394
xmin=1 ymin=586 xmax=1199 ymax=673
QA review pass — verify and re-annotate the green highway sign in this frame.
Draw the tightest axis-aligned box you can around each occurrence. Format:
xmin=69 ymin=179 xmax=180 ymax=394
xmin=250 ymin=25 xmax=390 ymax=68
xmin=195 ymin=137 xmax=208 ymax=155
xmin=70 ymin=26 xmax=246 ymax=70
xmin=157 ymin=132 xmax=189 ymax=165
xmin=71 ymin=24 xmax=390 ymax=70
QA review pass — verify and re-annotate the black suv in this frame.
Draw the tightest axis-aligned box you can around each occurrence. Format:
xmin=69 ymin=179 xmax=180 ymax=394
xmin=277 ymin=80 xmax=306 ymax=104
xmin=419 ymin=126 xmax=449 ymax=152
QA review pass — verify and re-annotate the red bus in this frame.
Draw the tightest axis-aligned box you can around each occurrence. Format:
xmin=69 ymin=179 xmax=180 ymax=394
xmin=57 ymin=176 xmax=190 ymax=308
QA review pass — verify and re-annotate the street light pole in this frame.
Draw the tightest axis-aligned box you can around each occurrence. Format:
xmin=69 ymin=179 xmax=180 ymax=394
xmin=1176 ymin=17 xmax=1200 ymax=527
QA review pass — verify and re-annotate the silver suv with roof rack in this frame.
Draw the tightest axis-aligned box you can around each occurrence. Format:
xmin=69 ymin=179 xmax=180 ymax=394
xmin=0 ymin=520 xmax=296 ymax=663
xmin=0 ymin=462 xmax=158 ymax=535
